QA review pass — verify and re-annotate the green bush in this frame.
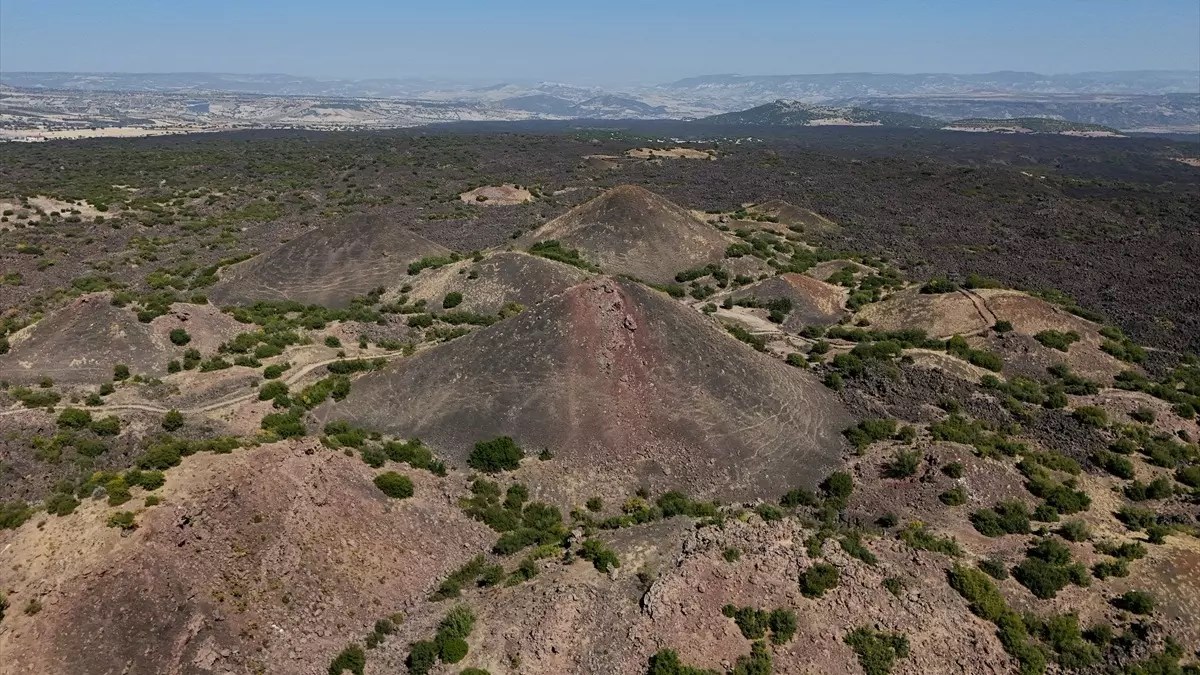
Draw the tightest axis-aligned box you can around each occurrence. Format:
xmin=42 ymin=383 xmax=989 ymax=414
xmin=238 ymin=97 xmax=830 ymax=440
xmin=259 ymin=380 xmax=289 ymax=401
xmin=406 ymin=640 xmax=438 ymax=675
xmin=527 ymin=240 xmax=597 ymax=271
xmin=438 ymin=637 xmax=468 ymax=663
xmin=44 ymin=492 xmax=79 ymax=517
xmin=844 ymin=626 xmax=910 ymax=675
xmin=979 ymin=557 xmax=1009 ymax=580
xmin=970 ymin=500 xmax=1031 ymax=537
xmin=431 ymin=555 xmax=487 ymax=600
xmin=821 ymin=471 xmax=854 ymax=509
xmin=113 ymin=364 xmax=131 ymax=381
xmin=328 ymin=643 xmax=365 ymax=675
xmin=1058 ymin=520 xmax=1091 ymax=542
xmin=899 ymin=523 xmax=962 ymax=556
xmin=920 ymin=277 xmax=958 ymax=294
xmin=107 ymin=511 xmax=137 ymax=530
xmin=949 ymin=564 xmax=1007 ymax=620
xmin=939 ymin=485 xmax=968 ymax=506
xmin=373 ymin=472 xmax=414 ymax=499
xmin=646 ymin=649 xmax=717 ymax=675
xmin=1094 ymin=449 xmax=1134 ymax=479
xmin=1072 ymin=406 xmax=1107 ymax=428
xmin=263 ymin=362 xmax=290 ymax=379
xmin=468 ymin=436 xmax=524 ymax=472
xmin=1012 ymin=538 xmax=1089 ymax=599
xmin=0 ymin=501 xmax=33 ymax=530
xmin=843 ymin=418 xmax=897 ymax=451
xmin=169 ymin=328 xmax=191 ymax=346
xmin=799 ymin=562 xmax=839 ymax=598
xmin=442 ymin=292 xmax=464 ymax=309
xmin=1176 ymin=464 xmax=1200 ymax=488
xmin=731 ymin=641 xmax=772 ymax=675
xmin=1113 ymin=590 xmax=1155 ymax=615
xmin=579 ymin=539 xmax=619 ymax=572
xmin=884 ymin=449 xmax=921 ymax=478
xmin=1035 ymin=330 xmax=1080 ymax=352
xmin=437 ymin=603 xmax=476 ymax=640
xmin=840 ymin=531 xmax=878 ymax=565
xmin=161 ymin=409 xmax=184 ymax=431
xmin=90 ymin=415 xmax=121 ymax=435
xmin=57 ymin=407 xmax=93 ymax=429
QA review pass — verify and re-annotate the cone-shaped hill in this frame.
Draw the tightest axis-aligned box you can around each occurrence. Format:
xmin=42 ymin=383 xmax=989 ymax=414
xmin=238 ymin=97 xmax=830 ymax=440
xmin=731 ymin=273 xmax=849 ymax=330
xmin=0 ymin=294 xmax=242 ymax=384
xmin=519 ymin=186 xmax=733 ymax=285
xmin=748 ymin=200 xmax=838 ymax=234
xmin=403 ymin=250 xmax=591 ymax=315
xmin=320 ymin=277 xmax=852 ymax=502
xmin=207 ymin=214 xmax=450 ymax=308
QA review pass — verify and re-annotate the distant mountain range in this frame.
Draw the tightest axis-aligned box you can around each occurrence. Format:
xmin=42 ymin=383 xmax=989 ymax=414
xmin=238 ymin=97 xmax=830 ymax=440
xmin=1 ymin=70 xmax=1197 ymax=133
xmin=701 ymin=100 xmax=942 ymax=128
xmin=698 ymin=101 xmax=1123 ymax=135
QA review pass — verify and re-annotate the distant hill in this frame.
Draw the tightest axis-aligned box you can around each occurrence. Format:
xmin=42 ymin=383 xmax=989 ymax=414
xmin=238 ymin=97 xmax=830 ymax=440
xmin=701 ymin=100 xmax=941 ymax=128
xmin=499 ymin=93 xmax=667 ymax=118
xmin=517 ymin=185 xmax=733 ymax=284
xmin=943 ymin=117 xmax=1122 ymax=135
xmin=839 ymin=93 xmax=1199 ymax=133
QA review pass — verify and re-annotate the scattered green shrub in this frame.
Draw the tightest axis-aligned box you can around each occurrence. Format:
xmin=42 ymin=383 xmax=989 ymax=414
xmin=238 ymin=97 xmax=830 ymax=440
xmin=468 ymin=436 xmax=524 ymax=472
xmin=1035 ymin=330 xmax=1080 ymax=352
xmin=799 ymin=562 xmax=840 ymax=598
xmin=328 ymin=643 xmax=366 ymax=675
xmin=374 ymin=472 xmax=414 ymax=499
xmin=844 ymin=626 xmax=910 ymax=675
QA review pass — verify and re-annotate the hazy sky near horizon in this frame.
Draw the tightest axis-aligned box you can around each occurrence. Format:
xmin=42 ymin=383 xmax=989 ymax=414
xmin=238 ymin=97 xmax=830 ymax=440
xmin=2 ymin=0 xmax=1198 ymax=84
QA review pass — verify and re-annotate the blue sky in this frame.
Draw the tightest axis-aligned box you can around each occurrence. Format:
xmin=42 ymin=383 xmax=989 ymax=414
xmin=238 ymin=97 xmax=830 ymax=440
xmin=2 ymin=0 xmax=1197 ymax=84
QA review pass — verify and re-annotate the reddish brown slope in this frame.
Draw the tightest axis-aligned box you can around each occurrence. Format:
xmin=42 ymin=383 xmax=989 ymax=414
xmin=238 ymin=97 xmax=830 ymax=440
xmin=321 ymin=277 xmax=852 ymax=502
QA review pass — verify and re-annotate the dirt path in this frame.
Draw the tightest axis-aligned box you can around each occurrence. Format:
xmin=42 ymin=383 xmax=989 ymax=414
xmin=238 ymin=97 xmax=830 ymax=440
xmin=0 ymin=350 xmax=408 ymax=419
xmin=959 ymin=289 xmax=999 ymax=330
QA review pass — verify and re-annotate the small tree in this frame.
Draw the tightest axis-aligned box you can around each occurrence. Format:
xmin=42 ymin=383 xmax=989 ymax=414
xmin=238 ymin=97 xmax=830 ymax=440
xmin=169 ymin=328 xmax=191 ymax=346
xmin=162 ymin=409 xmax=184 ymax=431
xmin=468 ymin=436 xmax=524 ymax=472
xmin=113 ymin=364 xmax=131 ymax=381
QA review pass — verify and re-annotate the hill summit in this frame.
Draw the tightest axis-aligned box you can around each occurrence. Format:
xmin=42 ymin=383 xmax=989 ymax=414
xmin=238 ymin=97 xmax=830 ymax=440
xmin=208 ymin=214 xmax=450 ymax=308
xmin=702 ymin=100 xmax=940 ymax=128
xmin=321 ymin=277 xmax=851 ymax=502
xmin=520 ymin=185 xmax=732 ymax=284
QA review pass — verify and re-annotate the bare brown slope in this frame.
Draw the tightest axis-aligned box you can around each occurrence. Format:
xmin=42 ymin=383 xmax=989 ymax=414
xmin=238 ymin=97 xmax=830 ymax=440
xmin=519 ymin=185 xmax=733 ymax=284
xmin=731 ymin=272 xmax=849 ymax=330
xmin=0 ymin=295 xmax=241 ymax=384
xmin=856 ymin=287 xmax=1130 ymax=381
xmin=750 ymin=199 xmax=838 ymax=234
xmin=403 ymin=250 xmax=591 ymax=314
xmin=321 ymin=277 xmax=851 ymax=502
xmin=207 ymin=214 xmax=450 ymax=308
xmin=0 ymin=440 xmax=493 ymax=675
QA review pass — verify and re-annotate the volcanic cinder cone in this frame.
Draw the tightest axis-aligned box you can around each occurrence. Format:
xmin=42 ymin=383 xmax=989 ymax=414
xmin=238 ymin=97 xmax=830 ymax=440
xmin=321 ymin=277 xmax=851 ymax=502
